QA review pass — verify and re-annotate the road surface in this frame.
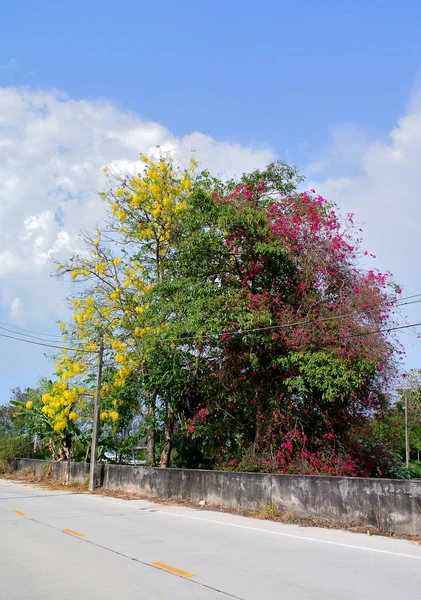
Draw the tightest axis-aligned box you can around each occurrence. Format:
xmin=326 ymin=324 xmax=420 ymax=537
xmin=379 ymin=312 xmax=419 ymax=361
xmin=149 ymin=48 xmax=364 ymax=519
xmin=1 ymin=478 xmax=421 ymax=599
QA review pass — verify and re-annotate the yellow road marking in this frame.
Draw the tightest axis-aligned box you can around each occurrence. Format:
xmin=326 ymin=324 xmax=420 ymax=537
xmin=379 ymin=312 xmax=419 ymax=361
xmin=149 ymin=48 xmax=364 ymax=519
xmin=12 ymin=510 xmax=25 ymax=516
xmin=152 ymin=562 xmax=195 ymax=578
xmin=62 ymin=528 xmax=84 ymax=537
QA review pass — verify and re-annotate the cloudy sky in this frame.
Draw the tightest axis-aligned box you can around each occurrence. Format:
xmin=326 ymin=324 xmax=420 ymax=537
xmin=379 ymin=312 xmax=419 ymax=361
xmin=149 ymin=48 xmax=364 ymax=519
xmin=1 ymin=0 xmax=421 ymax=401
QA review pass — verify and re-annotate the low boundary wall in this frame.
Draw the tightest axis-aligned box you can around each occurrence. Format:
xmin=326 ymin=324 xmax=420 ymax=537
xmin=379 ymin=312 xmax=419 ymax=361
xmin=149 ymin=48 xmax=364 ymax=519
xmin=14 ymin=458 xmax=421 ymax=534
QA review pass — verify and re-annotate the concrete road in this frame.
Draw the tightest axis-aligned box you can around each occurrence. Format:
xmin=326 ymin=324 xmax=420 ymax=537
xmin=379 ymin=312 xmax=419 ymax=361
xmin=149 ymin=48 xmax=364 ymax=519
xmin=1 ymin=479 xmax=421 ymax=599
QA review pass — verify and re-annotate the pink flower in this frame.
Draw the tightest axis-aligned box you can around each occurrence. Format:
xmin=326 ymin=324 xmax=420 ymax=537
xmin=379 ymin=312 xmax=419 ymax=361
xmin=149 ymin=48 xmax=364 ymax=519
xmin=189 ymin=427 xmax=195 ymax=434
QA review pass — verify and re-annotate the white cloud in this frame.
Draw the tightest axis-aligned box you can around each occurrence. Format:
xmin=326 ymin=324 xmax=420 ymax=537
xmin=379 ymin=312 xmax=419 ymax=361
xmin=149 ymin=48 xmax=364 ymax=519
xmin=307 ymin=93 xmax=421 ymax=365
xmin=0 ymin=86 xmax=274 ymax=324
xmin=8 ymin=297 xmax=23 ymax=321
xmin=307 ymin=97 xmax=421 ymax=284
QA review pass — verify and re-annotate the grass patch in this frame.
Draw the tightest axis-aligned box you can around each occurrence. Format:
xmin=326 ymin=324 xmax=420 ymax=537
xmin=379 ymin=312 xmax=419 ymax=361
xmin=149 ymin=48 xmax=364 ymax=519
xmin=256 ymin=501 xmax=281 ymax=520
xmin=67 ymin=479 xmax=89 ymax=490
xmin=0 ymin=458 xmax=14 ymax=475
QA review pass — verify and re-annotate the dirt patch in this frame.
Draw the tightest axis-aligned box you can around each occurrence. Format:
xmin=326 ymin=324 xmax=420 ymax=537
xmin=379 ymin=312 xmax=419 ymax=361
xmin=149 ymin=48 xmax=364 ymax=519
xmin=2 ymin=471 xmax=421 ymax=545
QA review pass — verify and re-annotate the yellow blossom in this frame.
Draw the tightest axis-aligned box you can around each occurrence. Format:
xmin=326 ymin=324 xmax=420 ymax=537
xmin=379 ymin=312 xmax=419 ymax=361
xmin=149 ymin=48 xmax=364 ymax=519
xmin=53 ymin=420 xmax=67 ymax=433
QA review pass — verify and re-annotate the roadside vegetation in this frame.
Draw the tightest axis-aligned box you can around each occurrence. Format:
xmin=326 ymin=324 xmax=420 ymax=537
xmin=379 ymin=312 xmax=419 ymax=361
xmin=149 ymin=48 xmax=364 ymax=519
xmin=2 ymin=153 xmax=421 ymax=479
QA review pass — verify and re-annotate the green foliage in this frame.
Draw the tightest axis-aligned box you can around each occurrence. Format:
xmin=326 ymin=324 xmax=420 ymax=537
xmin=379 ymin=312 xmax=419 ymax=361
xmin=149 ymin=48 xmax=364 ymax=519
xmin=409 ymin=460 xmax=421 ymax=479
xmin=277 ymin=352 xmax=376 ymax=404
xmin=11 ymin=380 xmax=56 ymax=449
xmin=352 ymin=440 xmax=410 ymax=480
xmin=0 ymin=384 xmax=52 ymax=470
xmin=171 ymin=429 xmax=215 ymax=469
xmin=9 ymin=157 xmax=406 ymax=477
xmin=0 ymin=434 xmax=34 ymax=472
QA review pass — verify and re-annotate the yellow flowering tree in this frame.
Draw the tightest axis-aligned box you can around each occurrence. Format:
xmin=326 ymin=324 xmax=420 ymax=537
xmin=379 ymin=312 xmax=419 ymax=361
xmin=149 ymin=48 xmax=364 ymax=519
xmin=52 ymin=153 xmax=196 ymax=464
xmin=11 ymin=378 xmax=80 ymax=460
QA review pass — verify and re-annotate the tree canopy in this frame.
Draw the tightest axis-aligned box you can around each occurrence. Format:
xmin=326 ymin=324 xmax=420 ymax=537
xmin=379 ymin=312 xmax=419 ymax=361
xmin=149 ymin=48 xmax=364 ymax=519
xmin=13 ymin=153 xmax=408 ymax=477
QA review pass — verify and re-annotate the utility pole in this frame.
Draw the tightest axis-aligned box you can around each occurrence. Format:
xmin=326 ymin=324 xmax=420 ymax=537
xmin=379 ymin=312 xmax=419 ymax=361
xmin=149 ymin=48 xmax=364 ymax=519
xmin=89 ymin=336 xmax=104 ymax=492
xmin=405 ymin=391 xmax=410 ymax=469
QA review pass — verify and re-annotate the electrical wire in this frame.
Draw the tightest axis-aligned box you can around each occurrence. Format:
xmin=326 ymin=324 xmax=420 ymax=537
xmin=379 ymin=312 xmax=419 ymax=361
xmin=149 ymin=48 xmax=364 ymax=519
xmin=0 ymin=320 xmax=64 ymax=339
xmin=0 ymin=325 xmax=64 ymax=344
xmin=1 ymin=291 xmax=420 ymax=343
xmin=341 ymin=321 xmax=421 ymax=339
xmin=2 ymin=317 xmax=420 ymax=355
xmin=0 ymin=332 xmax=97 ymax=353
xmin=1 ymin=292 xmax=420 ymax=353
xmin=176 ymin=297 xmax=421 ymax=342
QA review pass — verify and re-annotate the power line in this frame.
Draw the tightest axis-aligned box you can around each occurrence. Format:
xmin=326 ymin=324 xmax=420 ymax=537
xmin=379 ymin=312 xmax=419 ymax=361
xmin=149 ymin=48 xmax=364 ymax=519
xmin=3 ymin=316 xmax=419 ymax=362
xmin=385 ymin=292 xmax=421 ymax=303
xmin=195 ymin=317 xmax=421 ymax=346
xmin=174 ymin=318 xmax=421 ymax=349
xmin=0 ymin=332 xmax=97 ymax=353
xmin=390 ymin=292 xmax=421 ymax=302
xmin=120 ymin=295 xmax=421 ymax=349
xmin=342 ymin=321 xmax=421 ymax=339
xmin=1 ymin=290 xmax=420 ymax=343
xmin=1 ymin=291 xmax=420 ymax=354
xmin=184 ymin=297 xmax=421 ymax=342
xmin=0 ymin=320 xmax=63 ymax=339
xmin=2 ymin=314 xmax=420 ymax=361
xmin=0 ymin=325 xmax=63 ymax=344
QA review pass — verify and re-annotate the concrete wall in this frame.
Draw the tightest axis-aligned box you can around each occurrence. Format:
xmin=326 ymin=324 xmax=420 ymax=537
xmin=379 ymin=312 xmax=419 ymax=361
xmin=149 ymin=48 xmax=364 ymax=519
xmin=15 ymin=458 xmax=94 ymax=484
xmin=14 ymin=458 xmax=421 ymax=534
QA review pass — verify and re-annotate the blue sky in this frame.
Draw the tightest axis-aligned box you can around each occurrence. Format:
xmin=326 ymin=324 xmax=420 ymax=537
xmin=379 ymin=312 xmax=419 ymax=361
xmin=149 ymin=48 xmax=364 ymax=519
xmin=1 ymin=0 xmax=421 ymax=401
xmin=3 ymin=0 xmax=421 ymax=158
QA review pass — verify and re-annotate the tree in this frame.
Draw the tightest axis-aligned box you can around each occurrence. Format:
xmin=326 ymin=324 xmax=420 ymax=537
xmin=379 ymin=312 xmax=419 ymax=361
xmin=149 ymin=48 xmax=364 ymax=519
xmin=0 ymin=381 xmax=56 ymax=468
xmin=397 ymin=369 xmax=421 ymax=461
xmin=53 ymin=153 xmax=196 ymax=465
xmin=154 ymin=162 xmax=402 ymax=475
xmin=21 ymin=154 xmax=403 ymax=477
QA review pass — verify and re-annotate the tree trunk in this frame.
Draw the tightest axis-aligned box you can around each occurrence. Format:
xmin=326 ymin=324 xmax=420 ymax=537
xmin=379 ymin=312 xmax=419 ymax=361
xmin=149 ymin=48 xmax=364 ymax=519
xmin=160 ymin=403 xmax=176 ymax=468
xmin=253 ymin=398 xmax=263 ymax=455
xmin=146 ymin=401 xmax=156 ymax=465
